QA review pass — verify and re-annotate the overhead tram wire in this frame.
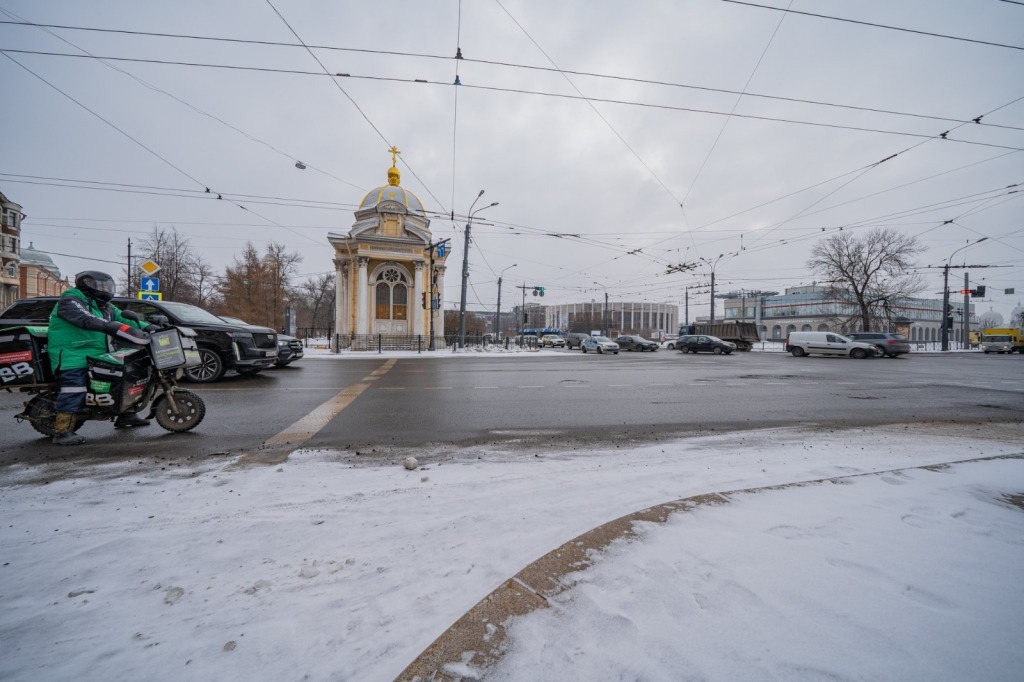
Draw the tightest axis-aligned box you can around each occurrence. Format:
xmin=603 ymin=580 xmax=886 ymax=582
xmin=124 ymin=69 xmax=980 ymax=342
xmin=680 ymin=0 xmax=793 ymax=237
xmin=496 ymin=0 xmax=685 ymax=210
xmin=6 ymin=48 xmax=1024 ymax=149
xmin=0 ymin=173 xmax=366 ymax=212
xmin=718 ymin=0 xmax=1024 ymax=51
xmin=450 ymin=0 xmax=463 ymax=231
xmin=0 ymin=52 xmax=322 ymax=247
xmin=667 ymin=93 xmax=1024 ymax=259
xmin=3 ymin=20 xmax=1022 ymax=133
xmin=0 ymin=7 xmax=364 ymax=194
xmin=262 ymin=0 xmax=449 ymax=219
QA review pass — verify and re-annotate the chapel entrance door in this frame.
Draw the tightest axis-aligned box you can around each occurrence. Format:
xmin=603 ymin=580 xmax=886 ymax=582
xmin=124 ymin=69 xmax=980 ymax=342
xmin=373 ymin=267 xmax=409 ymax=335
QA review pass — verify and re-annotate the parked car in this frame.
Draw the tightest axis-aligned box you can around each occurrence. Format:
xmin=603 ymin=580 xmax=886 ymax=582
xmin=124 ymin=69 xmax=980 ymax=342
xmin=565 ymin=332 xmax=590 ymax=349
xmin=581 ymin=335 xmax=619 ymax=354
xmin=785 ymin=331 xmax=877 ymax=359
xmin=845 ymin=332 xmax=911 ymax=357
xmin=539 ymin=334 xmax=566 ymax=348
xmin=220 ymin=316 xmax=304 ymax=367
xmin=660 ymin=336 xmax=680 ymax=350
xmin=0 ymin=297 xmax=280 ymax=383
xmin=677 ymin=334 xmax=736 ymax=354
xmin=614 ymin=335 xmax=658 ymax=351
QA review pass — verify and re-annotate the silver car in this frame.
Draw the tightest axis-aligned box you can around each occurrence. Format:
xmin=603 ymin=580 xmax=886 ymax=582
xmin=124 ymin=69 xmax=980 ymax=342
xmin=581 ymin=335 xmax=619 ymax=354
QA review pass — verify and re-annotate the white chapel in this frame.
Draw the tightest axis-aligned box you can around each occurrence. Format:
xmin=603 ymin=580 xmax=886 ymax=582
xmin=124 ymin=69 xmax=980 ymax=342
xmin=328 ymin=148 xmax=449 ymax=348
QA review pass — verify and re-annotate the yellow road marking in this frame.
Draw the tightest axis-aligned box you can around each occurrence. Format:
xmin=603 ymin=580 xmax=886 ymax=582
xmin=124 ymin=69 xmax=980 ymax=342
xmin=262 ymin=359 xmax=396 ymax=448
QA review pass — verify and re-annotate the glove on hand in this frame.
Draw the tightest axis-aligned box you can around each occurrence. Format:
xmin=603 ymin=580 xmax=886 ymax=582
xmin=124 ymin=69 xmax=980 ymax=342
xmin=107 ymin=322 xmax=150 ymax=344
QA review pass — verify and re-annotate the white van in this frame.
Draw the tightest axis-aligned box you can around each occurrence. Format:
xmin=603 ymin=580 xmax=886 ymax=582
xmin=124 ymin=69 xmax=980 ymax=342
xmin=786 ymin=331 xmax=877 ymax=359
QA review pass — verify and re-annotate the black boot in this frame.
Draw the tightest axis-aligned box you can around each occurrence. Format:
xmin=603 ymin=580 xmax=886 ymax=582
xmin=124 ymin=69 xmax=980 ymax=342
xmin=53 ymin=412 xmax=86 ymax=446
xmin=114 ymin=413 xmax=151 ymax=429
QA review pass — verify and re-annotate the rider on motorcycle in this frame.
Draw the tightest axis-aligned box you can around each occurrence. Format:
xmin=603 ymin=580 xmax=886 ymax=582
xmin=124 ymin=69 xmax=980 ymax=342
xmin=48 ymin=271 xmax=152 ymax=446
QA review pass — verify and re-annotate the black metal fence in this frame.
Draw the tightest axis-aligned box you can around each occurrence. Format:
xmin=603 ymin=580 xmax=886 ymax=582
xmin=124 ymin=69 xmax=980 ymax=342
xmin=331 ymin=333 xmax=540 ymax=352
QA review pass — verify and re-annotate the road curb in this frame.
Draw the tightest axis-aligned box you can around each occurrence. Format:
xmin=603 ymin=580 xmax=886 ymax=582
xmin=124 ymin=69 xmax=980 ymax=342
xmin=395 ymin=452 xmax=1024 ymax=681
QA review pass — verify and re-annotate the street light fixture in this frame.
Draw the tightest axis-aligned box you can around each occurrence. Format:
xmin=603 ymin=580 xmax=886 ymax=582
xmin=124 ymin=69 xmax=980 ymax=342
xmin=941 ymin=237 xmax=988 ymax=351
xmin=495 ymin=264 xmax=517 ymax=337
xmin=458 ymin=191 xmax=499 ymax=348
xmin=593 ymin=281 xmax=609 ymax=336
xmin=699 ymin=254 xmax=725 ymax=322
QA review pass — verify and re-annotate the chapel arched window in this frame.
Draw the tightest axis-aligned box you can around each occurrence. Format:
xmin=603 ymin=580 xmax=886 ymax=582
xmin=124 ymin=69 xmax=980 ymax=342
xmin=374 ymin=267 xmax=409 ymax=320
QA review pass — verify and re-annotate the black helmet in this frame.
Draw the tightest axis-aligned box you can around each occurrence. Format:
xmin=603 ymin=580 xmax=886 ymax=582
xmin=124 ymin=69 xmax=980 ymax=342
xmin=75 ymin=271 xmax=116 ymax=303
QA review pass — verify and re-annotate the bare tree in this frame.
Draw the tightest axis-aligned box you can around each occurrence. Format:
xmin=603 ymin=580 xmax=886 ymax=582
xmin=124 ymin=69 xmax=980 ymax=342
xmin=218 ymin=242 xmax=302 ymax=328
xmin=293 ymin=273 xmax=335 ymax=332
xmin=124 ymin=226 xmax=214 ymax=306
xmin=807 ymin=228 xmax=925 ymax=332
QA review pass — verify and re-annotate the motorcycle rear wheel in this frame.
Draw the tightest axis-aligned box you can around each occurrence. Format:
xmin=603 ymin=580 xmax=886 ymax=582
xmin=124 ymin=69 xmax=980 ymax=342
xmin=24 ymin=394 xmax=58 ymax=436
xmin=153 ymin=389 xmax=206 ymax=432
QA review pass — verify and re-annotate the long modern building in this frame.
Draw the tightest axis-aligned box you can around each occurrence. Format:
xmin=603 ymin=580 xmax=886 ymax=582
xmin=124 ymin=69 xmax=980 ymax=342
xmin=719 ymin=285 xmax=978 ymax=344
xmin=543 ymin=301 xmax=679 ymax=336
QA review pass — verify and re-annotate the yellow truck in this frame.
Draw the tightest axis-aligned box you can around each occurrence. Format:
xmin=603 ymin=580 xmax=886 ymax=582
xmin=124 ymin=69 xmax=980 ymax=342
xmin=981 ymin=328 xmax=1024 ymax=354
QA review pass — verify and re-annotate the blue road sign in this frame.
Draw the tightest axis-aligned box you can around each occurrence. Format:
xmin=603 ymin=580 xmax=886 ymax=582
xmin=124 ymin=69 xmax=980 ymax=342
xmin=139 ymin=292 xmax=162 ymax=301
xmin=141 ymin=277 xmax=160 ymax=292
xmin=436 ymin=243 xmax=446 ymax=258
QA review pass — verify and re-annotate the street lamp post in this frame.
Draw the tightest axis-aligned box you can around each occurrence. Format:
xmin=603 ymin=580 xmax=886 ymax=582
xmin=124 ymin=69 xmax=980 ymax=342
xmin=700 ymin=255 xmax=724 ymax=323
xmin=458 ymin=191 xmax=498 ymax=349
xmin=593 ymin=281 xmax=608 ymax=335
xmin=941 ymin=237 xmax=987 ymax=351
xmin=495 ymin=264 xmax=517 ymax=337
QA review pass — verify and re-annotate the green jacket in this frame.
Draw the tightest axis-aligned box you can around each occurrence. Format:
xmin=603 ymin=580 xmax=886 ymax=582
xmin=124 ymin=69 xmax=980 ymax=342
xmin=48 ymin=289 xmax=145 ymax=371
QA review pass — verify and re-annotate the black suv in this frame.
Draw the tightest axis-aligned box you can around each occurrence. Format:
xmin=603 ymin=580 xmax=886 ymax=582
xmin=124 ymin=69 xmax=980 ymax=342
xmin=0 ymin=297 xmax=278 ymax=382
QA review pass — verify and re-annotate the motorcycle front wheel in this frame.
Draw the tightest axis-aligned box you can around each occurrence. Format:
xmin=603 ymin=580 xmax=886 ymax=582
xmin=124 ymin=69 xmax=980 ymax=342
xmin=153 ymin=389 xmax=206 ymax=432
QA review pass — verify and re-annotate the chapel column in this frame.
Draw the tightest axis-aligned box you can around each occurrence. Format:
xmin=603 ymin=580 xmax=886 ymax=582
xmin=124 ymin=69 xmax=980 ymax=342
xmin=412 ymin=260 xmax=425 ymax=336
xmin=356 ymin=256 xmax=370 ymax=335
xmin=334 ymin=259 xmax=351 ymax=336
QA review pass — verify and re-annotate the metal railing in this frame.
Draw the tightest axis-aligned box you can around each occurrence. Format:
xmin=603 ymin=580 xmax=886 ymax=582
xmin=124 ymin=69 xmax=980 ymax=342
xmin=331 ymin=333 xmax=540 ymax=352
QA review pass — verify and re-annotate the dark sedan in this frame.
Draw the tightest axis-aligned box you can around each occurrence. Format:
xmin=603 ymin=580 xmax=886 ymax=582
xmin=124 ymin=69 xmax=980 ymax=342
xmin=220 ymin=316 xmax=304 ymax=367
xmin=677 ymin=334 xmax=736 ymax=354
xmin=614 ymin=335 xmax=659 ymax=352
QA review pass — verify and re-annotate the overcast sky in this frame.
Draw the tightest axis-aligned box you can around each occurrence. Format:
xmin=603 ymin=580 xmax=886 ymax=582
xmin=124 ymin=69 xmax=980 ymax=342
xmin=2 ymin=0 xmax=1022 ymax=321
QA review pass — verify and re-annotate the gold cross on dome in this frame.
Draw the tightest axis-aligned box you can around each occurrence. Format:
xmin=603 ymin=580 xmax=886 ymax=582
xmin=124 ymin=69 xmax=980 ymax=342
xmin=388 ymin=145 xmax=401 ymax=167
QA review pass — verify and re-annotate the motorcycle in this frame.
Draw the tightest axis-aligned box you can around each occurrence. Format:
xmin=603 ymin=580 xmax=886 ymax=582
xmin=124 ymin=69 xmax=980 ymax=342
xmin=2 ymin=314 xmax=206 ymax=436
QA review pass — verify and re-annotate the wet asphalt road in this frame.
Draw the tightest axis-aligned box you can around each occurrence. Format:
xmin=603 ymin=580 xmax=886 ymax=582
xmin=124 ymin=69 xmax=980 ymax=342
xmin=1 ymin=349 xmax=1021 ymax=471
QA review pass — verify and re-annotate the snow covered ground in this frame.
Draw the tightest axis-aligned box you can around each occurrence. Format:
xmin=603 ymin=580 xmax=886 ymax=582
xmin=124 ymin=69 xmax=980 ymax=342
xmin=1 ymin=422 xmax=1021 ymax=681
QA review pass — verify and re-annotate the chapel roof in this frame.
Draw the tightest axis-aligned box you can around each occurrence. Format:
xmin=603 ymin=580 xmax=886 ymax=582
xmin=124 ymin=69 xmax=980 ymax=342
xmin=357 ymin=148 xmax=426 ymax=216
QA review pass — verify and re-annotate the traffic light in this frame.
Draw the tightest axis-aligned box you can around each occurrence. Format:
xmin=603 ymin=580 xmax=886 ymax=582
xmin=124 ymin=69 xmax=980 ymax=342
xmin=973 ymin=285 xmax=986 ymax=297
xmin=532 ymin=286 xmax=545 ymax=297
xmin=421 ymin=292 xmax=427 ymax=309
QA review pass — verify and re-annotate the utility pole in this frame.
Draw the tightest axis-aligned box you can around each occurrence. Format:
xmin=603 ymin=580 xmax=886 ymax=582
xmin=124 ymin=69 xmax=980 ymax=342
xmin=458 ymin=191 xmax=498 ymax=348
xmin=962 ymin=272 xmax=970 ymax=351
xmin=710 ymin=269 xmax=716 ymax=323
xmin=495 ymin=264 xmax=517 ymax=337
xmin=941 ymin=263 xmax=951 ymax=351
xmin=126 ymin=238 xmax=132 ymax=297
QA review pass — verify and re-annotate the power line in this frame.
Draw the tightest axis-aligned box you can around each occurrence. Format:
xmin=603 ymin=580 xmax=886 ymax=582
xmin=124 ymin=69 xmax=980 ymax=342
xmin=494 ymin=0 xmax=684 ymax=208
xmin=3 ymin=20 xmax=1021 ymax=132
xmin=11 ymin=47 xmax=1019 ymax=152
xmin=0 ymin=7 xmax=365 ymax=194
xmin=262 ymin=0 xmax=449 ymax=217
xmin=719 ymin=0 xmax=1024 ymax=51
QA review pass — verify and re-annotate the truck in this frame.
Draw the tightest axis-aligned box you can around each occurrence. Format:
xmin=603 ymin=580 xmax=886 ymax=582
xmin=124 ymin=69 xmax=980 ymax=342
xmin=678 ymin=321 xmax=761 ymax=351
xmin=981 ymin=327 xmax=1024 ymax=354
